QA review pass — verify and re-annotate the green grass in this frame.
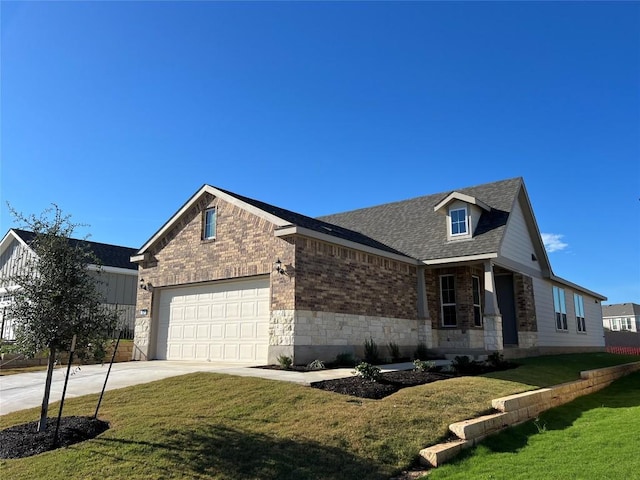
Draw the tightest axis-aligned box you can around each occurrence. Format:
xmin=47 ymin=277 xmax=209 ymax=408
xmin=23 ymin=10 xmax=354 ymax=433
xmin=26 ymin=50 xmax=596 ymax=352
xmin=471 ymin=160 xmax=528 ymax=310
xmin=0 ymin=353 xmax=637 ymax=480
xmin=428 ymin=370 xmax=640 ymax=480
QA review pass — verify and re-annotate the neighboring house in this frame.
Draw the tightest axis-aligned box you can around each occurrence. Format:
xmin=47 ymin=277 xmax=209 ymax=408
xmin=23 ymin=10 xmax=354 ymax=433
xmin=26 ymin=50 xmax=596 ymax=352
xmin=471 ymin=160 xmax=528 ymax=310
xmin=602 ymin=303 xmax=640 ymax=348
xmin=130 ymin=177 xmax=606 ymax=364
xmin=0 ymin=229 xmax=139 ymax=341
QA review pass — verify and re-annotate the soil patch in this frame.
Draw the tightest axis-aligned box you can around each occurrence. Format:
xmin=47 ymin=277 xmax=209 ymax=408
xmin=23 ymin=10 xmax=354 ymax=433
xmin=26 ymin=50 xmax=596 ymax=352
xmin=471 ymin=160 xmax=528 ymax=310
xmin=311 ymin=370 xmax=456 ymax=400
xmin=0 ymin=416 xmax=109 ymax=459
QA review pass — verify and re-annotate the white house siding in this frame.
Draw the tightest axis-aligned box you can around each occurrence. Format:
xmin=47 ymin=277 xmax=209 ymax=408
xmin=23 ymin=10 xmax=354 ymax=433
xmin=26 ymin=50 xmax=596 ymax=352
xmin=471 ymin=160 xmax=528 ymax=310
xmin=499 ymin=198 xmax=542 ymax=273
xmin=0 ymin=238 xmax=34 ymax=289
xmin=533 ymin=276 xmax=604 ymax=348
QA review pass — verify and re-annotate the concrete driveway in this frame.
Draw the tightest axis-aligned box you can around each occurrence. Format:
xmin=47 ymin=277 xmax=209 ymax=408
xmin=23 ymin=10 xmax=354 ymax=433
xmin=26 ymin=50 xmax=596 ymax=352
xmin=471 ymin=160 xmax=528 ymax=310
xmin=0 ymin=360 xmax=376 ymax=416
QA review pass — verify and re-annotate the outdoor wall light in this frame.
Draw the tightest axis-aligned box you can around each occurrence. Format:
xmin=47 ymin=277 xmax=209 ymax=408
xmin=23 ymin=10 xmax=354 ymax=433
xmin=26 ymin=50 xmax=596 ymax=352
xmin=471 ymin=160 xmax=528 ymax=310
xmin=274 ymin=259 xmax=287 ymax=276
xmin=139 ymin=278 xmax=153 ymax=291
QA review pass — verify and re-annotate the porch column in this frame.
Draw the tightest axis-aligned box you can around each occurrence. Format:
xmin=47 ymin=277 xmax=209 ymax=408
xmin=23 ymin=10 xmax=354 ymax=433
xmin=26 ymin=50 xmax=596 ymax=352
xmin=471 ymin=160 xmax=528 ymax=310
xmin=483 ymin=261 xmax=503 ymax=351
xmin=417 ymin=265 xmax=433 ymax=348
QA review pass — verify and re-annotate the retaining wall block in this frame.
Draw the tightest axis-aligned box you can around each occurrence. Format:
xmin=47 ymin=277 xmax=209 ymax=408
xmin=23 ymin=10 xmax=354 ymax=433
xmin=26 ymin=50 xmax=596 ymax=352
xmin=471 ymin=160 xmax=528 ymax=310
xmin=419 ymin=439 xmax=470 ymax=467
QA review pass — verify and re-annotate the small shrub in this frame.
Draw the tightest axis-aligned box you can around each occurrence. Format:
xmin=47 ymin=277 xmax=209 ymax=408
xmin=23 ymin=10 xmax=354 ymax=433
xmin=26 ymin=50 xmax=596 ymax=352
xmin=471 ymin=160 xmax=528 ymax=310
xmin=353 ymin=362 xmax=381 ymax=382
xmin=387 ymin=342 xmax=401 ymax=362
xmin=334 ymin=352 xmax=356 ymax=367
xmin=277 ymin=355 xmax=293 ymax=370
xmin=413 ymin=359 xmax=438 ymax=372
xmin=485 ymin=351 xmax=517 ymax=371
xmin=306 ymin=359 xmax=325 ymax=371
xmin=413 ymin=342 xmax=430 ymax=360
xmin=451 ymin=355 xmax=483 ymax=375
xmin=364 ymin=337 xmax=380 ymax=364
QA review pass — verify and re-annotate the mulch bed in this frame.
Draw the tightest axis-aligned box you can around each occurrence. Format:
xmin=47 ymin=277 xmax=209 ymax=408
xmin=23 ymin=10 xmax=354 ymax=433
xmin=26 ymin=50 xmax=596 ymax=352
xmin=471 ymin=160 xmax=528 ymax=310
xmin=310 ymin=369 xmax=456 ymax=400
xmin=0 ymin=416 xmax=109 ymax=460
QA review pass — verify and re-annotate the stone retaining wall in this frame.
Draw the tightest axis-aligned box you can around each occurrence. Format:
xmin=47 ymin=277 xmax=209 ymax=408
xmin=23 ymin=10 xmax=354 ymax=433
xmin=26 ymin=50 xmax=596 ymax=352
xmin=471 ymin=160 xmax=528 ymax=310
xmin=419 ymin=361 xmax=640 ymax=468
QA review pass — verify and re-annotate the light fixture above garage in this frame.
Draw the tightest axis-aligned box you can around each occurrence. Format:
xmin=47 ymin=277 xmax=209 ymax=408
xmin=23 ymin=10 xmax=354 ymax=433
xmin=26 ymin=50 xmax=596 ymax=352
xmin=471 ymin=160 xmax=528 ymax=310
xmin=274 ymin=259 xmax=287 ymax=276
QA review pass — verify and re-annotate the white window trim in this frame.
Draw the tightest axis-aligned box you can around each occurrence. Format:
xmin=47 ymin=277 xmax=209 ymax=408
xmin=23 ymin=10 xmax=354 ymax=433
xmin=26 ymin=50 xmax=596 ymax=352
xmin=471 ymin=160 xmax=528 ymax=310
xmin=472 ymin=275 xmax=482 ymax=327
xmin=203 ymin=207 xmax=217 ymax=240
xmin=449 ymin=207 xmax=469 ymax=237
xmin=440 ymin=274 xmax=457 ymax=327
xmin=553 ymin=286 xmax=568 ymax=332
xmin=574 ymin=293 xmax=586 ymax=334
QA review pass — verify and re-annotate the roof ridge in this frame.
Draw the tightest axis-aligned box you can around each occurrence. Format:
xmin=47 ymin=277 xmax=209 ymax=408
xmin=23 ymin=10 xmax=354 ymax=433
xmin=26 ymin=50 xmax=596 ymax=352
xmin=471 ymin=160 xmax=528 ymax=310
xmin=318 ymin=177 xmax=522 ymax=219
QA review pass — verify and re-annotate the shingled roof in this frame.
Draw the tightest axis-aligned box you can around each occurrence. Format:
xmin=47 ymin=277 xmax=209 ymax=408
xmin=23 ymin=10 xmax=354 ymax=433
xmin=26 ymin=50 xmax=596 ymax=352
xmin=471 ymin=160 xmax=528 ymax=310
xmin=602 ymin=303 xmax=640 ymax=318
xmin=318 ymin=177 xmax=523 ymax=261
xmin=215 ymin=187 xmax=408 ymax=256
xmin=12 ymin=229 xmax=138 ymax=271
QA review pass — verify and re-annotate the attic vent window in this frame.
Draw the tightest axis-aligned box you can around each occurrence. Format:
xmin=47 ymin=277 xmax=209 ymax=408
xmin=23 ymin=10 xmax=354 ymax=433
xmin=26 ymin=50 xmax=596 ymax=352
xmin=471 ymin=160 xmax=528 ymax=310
xmin=203 ymin=208 xmax=217 ymax=240
xmin=450 ymin=207 xmax=468 ymax=236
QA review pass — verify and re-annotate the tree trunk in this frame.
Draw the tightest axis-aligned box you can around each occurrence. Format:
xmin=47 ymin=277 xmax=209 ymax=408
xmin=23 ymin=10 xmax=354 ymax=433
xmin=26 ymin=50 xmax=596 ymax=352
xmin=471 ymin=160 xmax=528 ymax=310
xmin=37 ymin=346 xmax=56 ymax=432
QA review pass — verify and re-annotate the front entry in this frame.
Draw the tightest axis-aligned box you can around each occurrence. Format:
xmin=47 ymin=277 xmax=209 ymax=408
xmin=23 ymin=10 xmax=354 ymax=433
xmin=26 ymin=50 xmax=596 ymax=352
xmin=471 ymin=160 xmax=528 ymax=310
xmin=495 ymin=274 xmax=518 ymax=346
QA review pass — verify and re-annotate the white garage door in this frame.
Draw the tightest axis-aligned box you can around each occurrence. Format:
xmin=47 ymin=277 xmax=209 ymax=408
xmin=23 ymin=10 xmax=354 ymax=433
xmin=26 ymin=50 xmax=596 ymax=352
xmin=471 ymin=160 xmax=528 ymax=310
xmin=156 ymin=278 xmax=270 ymax=362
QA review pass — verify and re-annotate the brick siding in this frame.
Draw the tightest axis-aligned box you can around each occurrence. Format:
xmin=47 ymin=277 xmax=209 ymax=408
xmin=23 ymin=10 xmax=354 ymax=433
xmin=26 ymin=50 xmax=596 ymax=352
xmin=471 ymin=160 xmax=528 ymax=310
xmin=294 ymin=236 xmax=418 ymax=319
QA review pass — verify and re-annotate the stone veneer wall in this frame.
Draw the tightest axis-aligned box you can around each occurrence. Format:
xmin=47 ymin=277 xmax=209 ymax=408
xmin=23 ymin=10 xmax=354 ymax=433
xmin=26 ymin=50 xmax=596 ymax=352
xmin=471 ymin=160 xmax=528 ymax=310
xmin=133 ymin=193 xmax=295 ymax=360
xmin=270 ymin=309 xmax=430 ymax=365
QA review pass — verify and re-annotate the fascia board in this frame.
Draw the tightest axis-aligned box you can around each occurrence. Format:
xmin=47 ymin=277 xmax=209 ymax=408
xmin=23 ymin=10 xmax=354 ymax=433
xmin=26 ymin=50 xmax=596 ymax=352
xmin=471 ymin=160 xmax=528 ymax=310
xmin=513 ymin=183 xmax=553 ymax=277
xmin=422 ymin=253 xmax=498 ymax=266
xmin=274 ymin=226 xmax=420 ymax=265
xmin=433 ymin=192 xmax=491 ymax=213
xmin=550 ymin=274 xmax=607 ymax=301
xmin=0 ymin=229 xmax=34 ymax=257
xmin=87 ymin=264 xmax=138 ymax=275
xmin=137 ymin=185 xmax=290 ymax=255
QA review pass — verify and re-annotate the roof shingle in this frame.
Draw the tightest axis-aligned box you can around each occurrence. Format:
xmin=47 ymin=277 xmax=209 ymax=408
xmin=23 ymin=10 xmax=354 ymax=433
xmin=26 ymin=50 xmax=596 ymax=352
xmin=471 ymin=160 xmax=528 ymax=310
xmin=13 ymin=229 xmax=138 ymax=271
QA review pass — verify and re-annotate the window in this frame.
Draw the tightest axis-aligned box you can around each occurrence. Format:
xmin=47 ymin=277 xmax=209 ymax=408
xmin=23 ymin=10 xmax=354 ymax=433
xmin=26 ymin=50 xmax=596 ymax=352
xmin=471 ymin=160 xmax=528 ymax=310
xmin=574 ymin=294 xmax=586 ymax=333
xmin=621 ymin=317 xmax=633 ymax=331
xmin=472 ymin=275 xmax=482 ymax=327
xmin=203 ymin=208 xmax=217 ymax=240
xmin=450 ymin=207 xmax=468 ymax=236
xmin=440 ymin=275 xmax=457 ymax=327
xmin=553 ymin=286 xmax=567 ymax=331
xmin=611 ymin=318 xmax=621 ymax=331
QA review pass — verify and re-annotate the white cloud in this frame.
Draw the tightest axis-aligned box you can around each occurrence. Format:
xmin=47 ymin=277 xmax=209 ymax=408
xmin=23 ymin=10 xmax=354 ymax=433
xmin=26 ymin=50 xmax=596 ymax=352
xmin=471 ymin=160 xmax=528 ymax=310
xmin=541 ymin=233 xmax=568 ymax=253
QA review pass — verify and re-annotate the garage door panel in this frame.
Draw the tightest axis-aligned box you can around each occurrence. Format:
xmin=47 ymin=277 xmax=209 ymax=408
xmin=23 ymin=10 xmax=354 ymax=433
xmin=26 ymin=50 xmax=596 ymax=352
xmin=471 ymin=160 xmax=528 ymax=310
xmin=238 ymin=344 xmax=255 ymax=360
xmin=256 ymin=322 xmax=269 ymax=337
xmin=224 ymin=344 xmax=238 ymax=359
xmin=157 ymin=278 xmax=270 ymax=362
xmin=210 ymin=324 xmax=224 ymax=339
xmin=241 ymin=301 xmax=256 ymax=318
xmin=196 ymin=324 xmax=209 ymax=338
xmin=226 ymin=303 xmax=239 ymax=317
xmin=195 ymin=344 xmax=209 ymax=359
xmin=240 ymin=323 xmax=255 ymax=338
xmin=225 ymin=323 xmax=239 ymax=338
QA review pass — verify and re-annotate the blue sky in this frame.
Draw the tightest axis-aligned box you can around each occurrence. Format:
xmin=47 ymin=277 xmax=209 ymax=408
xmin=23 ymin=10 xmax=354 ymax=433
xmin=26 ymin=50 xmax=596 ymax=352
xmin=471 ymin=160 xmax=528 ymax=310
xmin=1 ymin=1 xmax=638 ymax=305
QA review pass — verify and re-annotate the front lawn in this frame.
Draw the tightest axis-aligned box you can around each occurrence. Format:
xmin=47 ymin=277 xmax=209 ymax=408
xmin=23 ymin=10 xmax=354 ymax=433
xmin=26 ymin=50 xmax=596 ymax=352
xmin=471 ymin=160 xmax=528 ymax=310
xmin=0 ymin=353 xmax=637 ymax=480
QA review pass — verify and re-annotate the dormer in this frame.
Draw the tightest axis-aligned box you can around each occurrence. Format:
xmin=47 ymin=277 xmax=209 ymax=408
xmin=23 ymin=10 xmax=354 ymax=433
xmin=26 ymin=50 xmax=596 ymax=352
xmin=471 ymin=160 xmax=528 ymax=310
xmin=433 ymin=192 xmax=491 ymax=241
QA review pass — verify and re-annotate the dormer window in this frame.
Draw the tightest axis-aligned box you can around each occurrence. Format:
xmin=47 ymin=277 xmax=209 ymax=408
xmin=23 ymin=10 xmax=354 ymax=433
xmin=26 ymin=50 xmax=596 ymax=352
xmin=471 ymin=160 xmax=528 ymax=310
xmin=450 ymin=207 xmax=468 ymax=236
xmin=434 ymin=191 xmax=490 ymax=241
xmin=203 ymin=208 xmax=217 ymax=240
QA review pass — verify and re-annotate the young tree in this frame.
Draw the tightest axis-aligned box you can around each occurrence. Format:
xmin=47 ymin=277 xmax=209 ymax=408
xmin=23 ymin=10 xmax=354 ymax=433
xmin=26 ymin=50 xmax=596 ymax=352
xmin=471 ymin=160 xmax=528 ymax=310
xmin=7 ymin=205 xmax=118 ymax=432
